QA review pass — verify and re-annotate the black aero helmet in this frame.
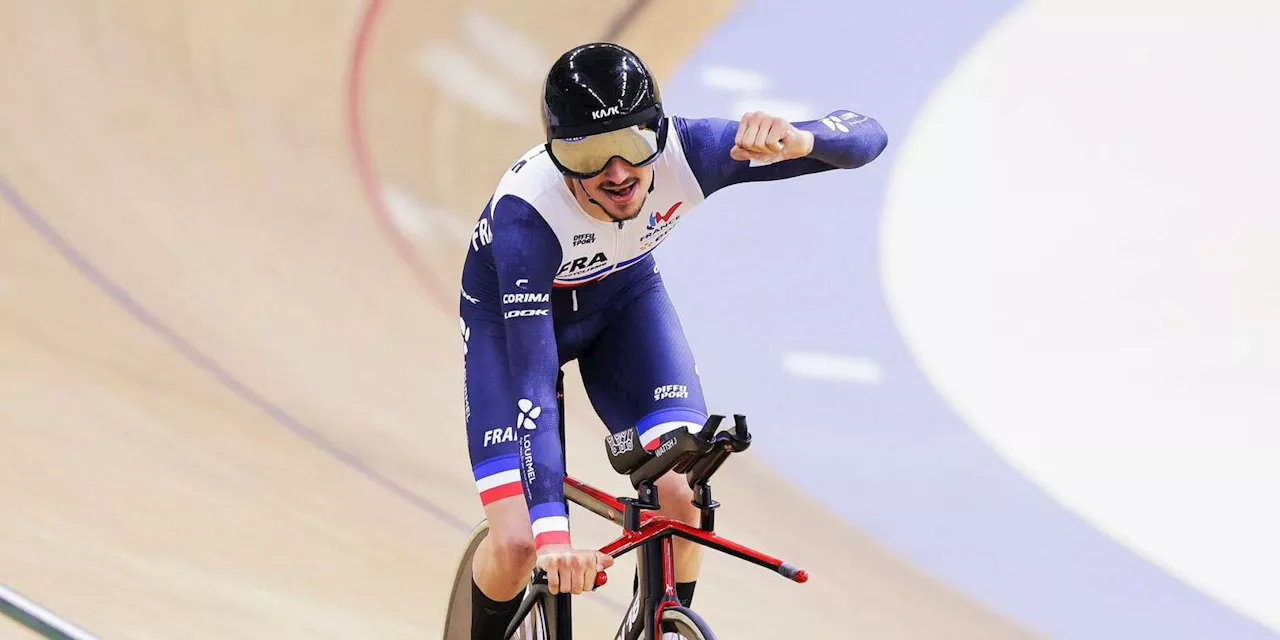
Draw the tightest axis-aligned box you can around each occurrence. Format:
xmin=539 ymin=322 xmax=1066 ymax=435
xmin=542 ymin=42 xmax=668 ymax=179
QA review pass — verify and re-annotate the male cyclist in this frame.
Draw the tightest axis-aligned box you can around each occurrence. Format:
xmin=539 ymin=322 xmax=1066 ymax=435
xmin=459 ymin=42 xmax=887 ymax=639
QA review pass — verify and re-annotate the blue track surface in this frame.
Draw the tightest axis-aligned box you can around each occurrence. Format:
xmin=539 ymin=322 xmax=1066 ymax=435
xmin=653 ymin=2 xmax=1278 ymax=638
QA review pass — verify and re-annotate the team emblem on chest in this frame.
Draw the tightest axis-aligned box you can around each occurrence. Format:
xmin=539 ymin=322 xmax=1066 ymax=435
xmin=640 ymin=201 xmax=683 ymax=249
xmin=554 ymin=200 xmax=686 ymax=285
xmin=557 ymin=251 xmax=609 ymax=278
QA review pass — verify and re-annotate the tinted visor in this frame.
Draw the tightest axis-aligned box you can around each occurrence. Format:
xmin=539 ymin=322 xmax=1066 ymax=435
xmin=546 ymin=119 xmax=666 ymax=179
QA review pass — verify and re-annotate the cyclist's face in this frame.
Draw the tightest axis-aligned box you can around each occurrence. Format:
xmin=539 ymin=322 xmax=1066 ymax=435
xmin=579 ymin=157 xmax=654 ymax=222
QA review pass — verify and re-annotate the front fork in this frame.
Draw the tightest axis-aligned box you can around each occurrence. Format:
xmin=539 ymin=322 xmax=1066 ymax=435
xmin=624 ymin=478 xmax=718 ymax=639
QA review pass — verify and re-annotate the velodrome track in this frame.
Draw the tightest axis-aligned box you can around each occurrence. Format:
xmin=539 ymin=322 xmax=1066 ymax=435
xmin=0 ymin=2 xmax=1034 ymax=638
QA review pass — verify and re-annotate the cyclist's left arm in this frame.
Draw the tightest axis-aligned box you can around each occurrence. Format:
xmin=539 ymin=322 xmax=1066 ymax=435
xmin=673 ymin=111 xmax=888 ymax=197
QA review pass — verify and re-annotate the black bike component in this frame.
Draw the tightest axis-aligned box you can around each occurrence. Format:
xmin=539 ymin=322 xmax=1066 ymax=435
xmin=503 ymin=580 xmax=549 ymax=640
xmin=604 ymin=427 xmax=648 ymax=475
xmin=553 ymin=370 xmax=573 ymax=639
xmin=684 ymin=414 xmax=750 ymax=489
xmin=691 ymin=482 xmax=719 ymax=532
xmin=697 ymin=415 xmax=725 ymax=441
xmin=620 ymin=480 xmax=661 ymax=531
xmin=628 ymin=428 xmax=708 ymax=488
xmin=503 ymin=567 xmax=610 ymax=639
xmin=638 ymin=536 xmax=669 ymax=640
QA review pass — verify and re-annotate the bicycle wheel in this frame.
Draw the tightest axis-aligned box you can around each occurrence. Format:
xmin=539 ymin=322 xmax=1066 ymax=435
xmin=443 ymin=522 xmax=487 ymax=640
xmin=512 ymin=599 xmax=552 ymax=640
xmin=442 ymin=521 xmax=553 ymax=640
xmin=658 ymin=605 xmax=716 ymax=640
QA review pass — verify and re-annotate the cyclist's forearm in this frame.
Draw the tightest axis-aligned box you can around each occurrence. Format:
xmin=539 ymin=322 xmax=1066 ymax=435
xmin=676 ymin=112 xmax=887 ymax=195
xmin=501 ymin=318 xmax=572 ymax=548
xmin=489 ymin=195 xmax=573 ymax=549
xmin=795 ymin=110 xmax=888 ymax=169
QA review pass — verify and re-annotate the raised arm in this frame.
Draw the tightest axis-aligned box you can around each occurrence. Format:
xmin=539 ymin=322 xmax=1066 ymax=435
xmin=674 ymin=110 xmax=888 ymax=197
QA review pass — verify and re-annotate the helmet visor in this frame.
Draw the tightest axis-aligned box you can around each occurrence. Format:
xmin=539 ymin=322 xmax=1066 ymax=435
xmin=547 ymin=121 xmax=665 ymax=179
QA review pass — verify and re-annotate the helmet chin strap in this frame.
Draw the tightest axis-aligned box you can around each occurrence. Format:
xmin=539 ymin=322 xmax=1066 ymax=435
xmin=578 ymin=178 xmax=605 ymax=211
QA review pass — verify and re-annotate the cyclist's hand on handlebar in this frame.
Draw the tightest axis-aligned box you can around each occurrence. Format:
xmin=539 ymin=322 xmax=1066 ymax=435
xmin=535 ymin=544 xmax=614 ymax=595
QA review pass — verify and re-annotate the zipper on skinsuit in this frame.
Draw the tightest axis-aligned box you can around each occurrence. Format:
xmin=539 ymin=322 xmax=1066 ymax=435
xmin=607 ymin=219 xmax=624 ymax=279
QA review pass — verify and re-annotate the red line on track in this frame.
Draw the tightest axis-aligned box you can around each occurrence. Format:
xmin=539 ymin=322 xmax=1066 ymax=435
xmin=346 ymin=0 xmax=451 ymax=312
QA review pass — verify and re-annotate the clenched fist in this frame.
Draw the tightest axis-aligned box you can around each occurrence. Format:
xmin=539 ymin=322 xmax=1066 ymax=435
xmin=730 ymin=110 xmax=815 ymax=165
xmin=536 ymin=544 xmax=614 ymax=595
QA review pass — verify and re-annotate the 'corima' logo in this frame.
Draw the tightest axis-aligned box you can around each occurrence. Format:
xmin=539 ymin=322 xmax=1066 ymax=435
xmin=502 ymin=293 xmax=549 ymax=304
xmin=591 ymin=105 xmax=621 ymax=120
xmin=502 ymin=292 xmax=550 ymax=319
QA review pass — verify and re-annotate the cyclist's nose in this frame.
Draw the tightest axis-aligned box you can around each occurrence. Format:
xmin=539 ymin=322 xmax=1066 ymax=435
xmin=601 ymin=157 xmax=632 ymax=184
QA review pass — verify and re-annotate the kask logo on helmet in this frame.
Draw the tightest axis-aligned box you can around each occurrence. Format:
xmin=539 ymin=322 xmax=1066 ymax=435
xmin=591 ymin=105 xmax=622 ymax=120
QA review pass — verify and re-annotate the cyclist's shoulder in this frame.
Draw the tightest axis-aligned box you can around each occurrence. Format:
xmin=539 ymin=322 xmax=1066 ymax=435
xmin=486 ymin=146 xmax=598 ymax=242
xmin=490 ymin=145 xmax=563 ymax=216
xmin=474 ymin=147 xmax=570 ymax=258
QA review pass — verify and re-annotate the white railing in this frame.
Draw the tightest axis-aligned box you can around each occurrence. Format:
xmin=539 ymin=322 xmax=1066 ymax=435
xmin=0 ymin=584 xmax=99 ymax=640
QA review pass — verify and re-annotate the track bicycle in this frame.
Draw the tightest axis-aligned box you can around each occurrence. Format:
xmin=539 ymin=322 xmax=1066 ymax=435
xmin=443 ymin=377 xmax=808 ymax=639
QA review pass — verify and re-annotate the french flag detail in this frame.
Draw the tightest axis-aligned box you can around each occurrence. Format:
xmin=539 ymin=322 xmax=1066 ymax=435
xmin=474 ymin=455 xmax=523 ymax=505
xmin=530 ymin=502 xmax=571 ymax=548
xmin=636 ymin=407 xmax=707 ymax=451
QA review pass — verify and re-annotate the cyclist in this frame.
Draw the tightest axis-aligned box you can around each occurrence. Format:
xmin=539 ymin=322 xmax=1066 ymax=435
xmin=459 ymin=42 xmax=887 ymax=639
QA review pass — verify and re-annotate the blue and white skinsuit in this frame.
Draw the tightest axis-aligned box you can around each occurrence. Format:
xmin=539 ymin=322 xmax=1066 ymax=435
xmin=458 ymin=111 xmax=887 ymax=548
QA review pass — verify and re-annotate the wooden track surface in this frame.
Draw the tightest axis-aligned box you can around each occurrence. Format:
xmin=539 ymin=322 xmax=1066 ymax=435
xmin=0 ymin=1 xmax=1034 ymax=637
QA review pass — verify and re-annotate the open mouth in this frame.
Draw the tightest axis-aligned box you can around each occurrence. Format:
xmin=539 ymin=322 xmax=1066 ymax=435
xmin=600 ymin=180 xmax=638 ymax=204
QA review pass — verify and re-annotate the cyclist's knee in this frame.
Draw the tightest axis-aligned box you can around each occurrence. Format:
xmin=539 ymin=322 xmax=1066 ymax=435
xmin=655 ymin=472 xmax=698 ymax=524
xmin=484 ymin=499 xmax=537 ymax=572
xmin=490 ymin=533 xmax=535 ymax=573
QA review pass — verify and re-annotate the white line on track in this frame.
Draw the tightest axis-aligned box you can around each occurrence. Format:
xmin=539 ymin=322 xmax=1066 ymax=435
xmin=461 ymin=10 xmax=548 ymax=82
xmin=415 ymin=44 xmax=533 ymax=125
xmin=727 ymin=97 xmax=813 ymax=122
xmin=701 ymin=66 xmax=769 ymax=92
xmin=382 ymin=185 xmax=471 ymax=244
xmin=781 ymin=351 xmax=884 ymax=384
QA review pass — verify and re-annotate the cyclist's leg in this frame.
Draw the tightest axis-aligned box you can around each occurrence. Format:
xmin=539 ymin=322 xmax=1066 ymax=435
xmin=460 ymin=315 xmax=535 ymax=639
xmin=577 ymin=269 xmax=706 ymax=599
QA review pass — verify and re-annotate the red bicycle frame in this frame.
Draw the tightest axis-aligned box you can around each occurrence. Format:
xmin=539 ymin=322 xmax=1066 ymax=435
xmin=562 ymin=474 xmax=808 ymax=638
xmin=565 ymin=477 xmax=808 ymax=584
xmin=506 ymin=373 xmax=807 ymax=640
